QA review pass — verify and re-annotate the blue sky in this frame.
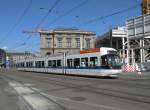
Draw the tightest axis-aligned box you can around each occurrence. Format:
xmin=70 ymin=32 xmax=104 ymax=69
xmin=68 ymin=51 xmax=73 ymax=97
xmin=0 ymin=0 xmax=141 ymax=52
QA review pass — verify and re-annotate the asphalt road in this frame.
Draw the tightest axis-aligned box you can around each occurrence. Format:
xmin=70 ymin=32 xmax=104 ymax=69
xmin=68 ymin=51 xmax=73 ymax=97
xmin=0 ymin=69 xmax=150 ymax=110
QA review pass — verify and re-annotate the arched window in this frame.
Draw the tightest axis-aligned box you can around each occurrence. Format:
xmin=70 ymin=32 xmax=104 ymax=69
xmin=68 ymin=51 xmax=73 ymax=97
xmin=46 ymin=52 xmax=51 ymax=55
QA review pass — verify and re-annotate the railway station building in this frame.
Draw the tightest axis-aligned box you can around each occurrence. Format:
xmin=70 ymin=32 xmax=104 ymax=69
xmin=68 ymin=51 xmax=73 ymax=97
xmin=38 ymin=28 xmax=96 ymax=56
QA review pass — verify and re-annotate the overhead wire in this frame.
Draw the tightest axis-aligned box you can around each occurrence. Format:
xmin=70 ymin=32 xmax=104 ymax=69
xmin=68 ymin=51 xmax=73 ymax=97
xmin=49 ymin=0 xmax=88 ymax=25
xmin=0 ymin=0 xmax=32 ymax=44
xmin=12 ymin=1 xmax=140 ymax=51
xmin=15 ymin=0 xmax=88 ymax=50
xmin=12 ymin=42 xmax=40 ymax=52
xmin=16 ymin=0 xmax=61 ymax=49
xmin=32 ymin=0 xmax=88 ymax=42
xmin=35 ymin=0 xmax=61 ymax=28
xmin=78 ymin=4 xmax=140 ymax=27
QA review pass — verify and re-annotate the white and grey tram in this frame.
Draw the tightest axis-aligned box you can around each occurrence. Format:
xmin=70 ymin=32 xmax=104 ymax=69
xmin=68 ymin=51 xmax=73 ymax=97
xmin=16 ymin=47 xmax=122 ymax=77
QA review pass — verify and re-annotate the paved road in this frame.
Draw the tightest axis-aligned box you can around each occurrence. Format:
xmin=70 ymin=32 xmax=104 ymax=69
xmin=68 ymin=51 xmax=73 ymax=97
xmin=0 ymin=69 xmax=150 ymax=110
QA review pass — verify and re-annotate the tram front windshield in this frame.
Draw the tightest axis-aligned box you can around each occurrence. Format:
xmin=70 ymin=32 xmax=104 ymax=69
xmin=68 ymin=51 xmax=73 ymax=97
xmin=101 ymin=54 xmax=121 ymax=69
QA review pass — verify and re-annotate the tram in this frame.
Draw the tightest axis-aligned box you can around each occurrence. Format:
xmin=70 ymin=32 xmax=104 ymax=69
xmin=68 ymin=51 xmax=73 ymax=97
xmin=16 ymin=47 xmax=122 ymax=77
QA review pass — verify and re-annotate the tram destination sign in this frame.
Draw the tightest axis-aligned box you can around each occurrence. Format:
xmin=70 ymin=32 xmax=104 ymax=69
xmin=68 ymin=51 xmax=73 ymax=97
xmin=126 ymin=14 xmax=150 ymax=39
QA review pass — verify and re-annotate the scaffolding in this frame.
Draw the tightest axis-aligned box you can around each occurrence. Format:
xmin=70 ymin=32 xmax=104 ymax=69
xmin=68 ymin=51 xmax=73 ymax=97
xmin=125 ymin=14 xmax=150 ymax=71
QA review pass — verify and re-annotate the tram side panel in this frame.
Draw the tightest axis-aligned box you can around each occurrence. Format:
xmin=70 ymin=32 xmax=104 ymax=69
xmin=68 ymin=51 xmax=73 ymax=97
xmin=16 ymin=47 xmax=122 ymax=77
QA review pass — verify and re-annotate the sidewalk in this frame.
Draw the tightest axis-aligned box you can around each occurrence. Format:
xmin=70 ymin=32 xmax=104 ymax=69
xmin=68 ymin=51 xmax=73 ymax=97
xmin=119 ymin=71 xmax=150 ymax=79
xmin=121 ymin=71 xmax=150 ymax=75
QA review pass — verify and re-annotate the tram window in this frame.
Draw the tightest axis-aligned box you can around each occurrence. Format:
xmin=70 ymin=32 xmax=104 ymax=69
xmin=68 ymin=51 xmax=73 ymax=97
xmin=101 ymin=55 xmax=108 ymax=66
xmin=22 ymin=63 xmax=24 ymax=67
xmin=29 ymin=62 xmax=30 ymax=67
xmin=48 ymin=60 xmax=52 ymax=67
xmin=35 ymin=61 xmax=41 ymax=68
xmin=74 ymin=58 xmax=80 ymax=68
xmin=21 ymin=62 xmax=24 ymax=67
xmin=27 ymin=62 xmax=32 ymax=68
xmin=29 ymin=62 xmax=31 ymax=67
xmin=41 ymin=61 xmax=45 ymax=68
xmin=38 ymin=61 xmax=41 ymax=68
xmin=26 ymin=62 xmax=28 ymax=67
xmin=30 ymin=62 xmax=33 ymax=67
xmin=90 ymin=57 xmax=98 ymax=67
xmin=67 ymin=59 xmax=73 ymax=68
xmin=27 ymin=62 xmax=29 ymax=67
xmin=35 ymin=62 xmax=37 ymax=67
xmin=57 ymin=60 xmax=62 ymax=67
xmin=37 ymin=61 xmax=39 ymax=68
xmin=52 ymin=60 xmax=56 ymax=67
xmin=81 ymin=57 xmax=88 ymax=67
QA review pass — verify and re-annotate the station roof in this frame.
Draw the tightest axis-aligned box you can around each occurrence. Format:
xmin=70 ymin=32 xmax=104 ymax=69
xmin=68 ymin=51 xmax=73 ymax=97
xmin=37 ymin=28 xmax=96 ymax=35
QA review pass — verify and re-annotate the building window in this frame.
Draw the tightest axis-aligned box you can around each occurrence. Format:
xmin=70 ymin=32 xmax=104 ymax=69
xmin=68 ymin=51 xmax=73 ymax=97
xmin=86 ymin=39 xmax=90 ymax=49
xmin=76 ymin=38 xmax=80 ymax=48
xmin=67 ymin=38 xmax=72 ymax=48
xmin=46 ymin=38 xmax=51 ymax=48
xmin=57 ymin=38 xmax=62 ymax=48
xmin=128 ymin=28 xmax=135 ymax=36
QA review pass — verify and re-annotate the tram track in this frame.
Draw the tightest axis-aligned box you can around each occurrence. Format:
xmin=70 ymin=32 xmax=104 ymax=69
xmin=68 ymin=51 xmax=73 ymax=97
xmin=5 ymin=70 xmax=150 ymax=90
xmin=1 ymin=69 xmax=150 ymax=90
xmin=1 ymin=70 xmax=150 ymax=104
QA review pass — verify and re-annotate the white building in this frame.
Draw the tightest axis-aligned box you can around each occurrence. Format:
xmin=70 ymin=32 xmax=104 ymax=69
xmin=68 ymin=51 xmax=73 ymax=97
xmin=95 ymin=26 xmax=127 ymax=50
xmin=7 ymin=52 xmax=36 ymax=66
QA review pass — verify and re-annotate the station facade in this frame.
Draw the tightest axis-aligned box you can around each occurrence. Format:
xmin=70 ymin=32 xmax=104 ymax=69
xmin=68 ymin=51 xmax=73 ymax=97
xmin=38 ymin=28 xmax=96 ymax=56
